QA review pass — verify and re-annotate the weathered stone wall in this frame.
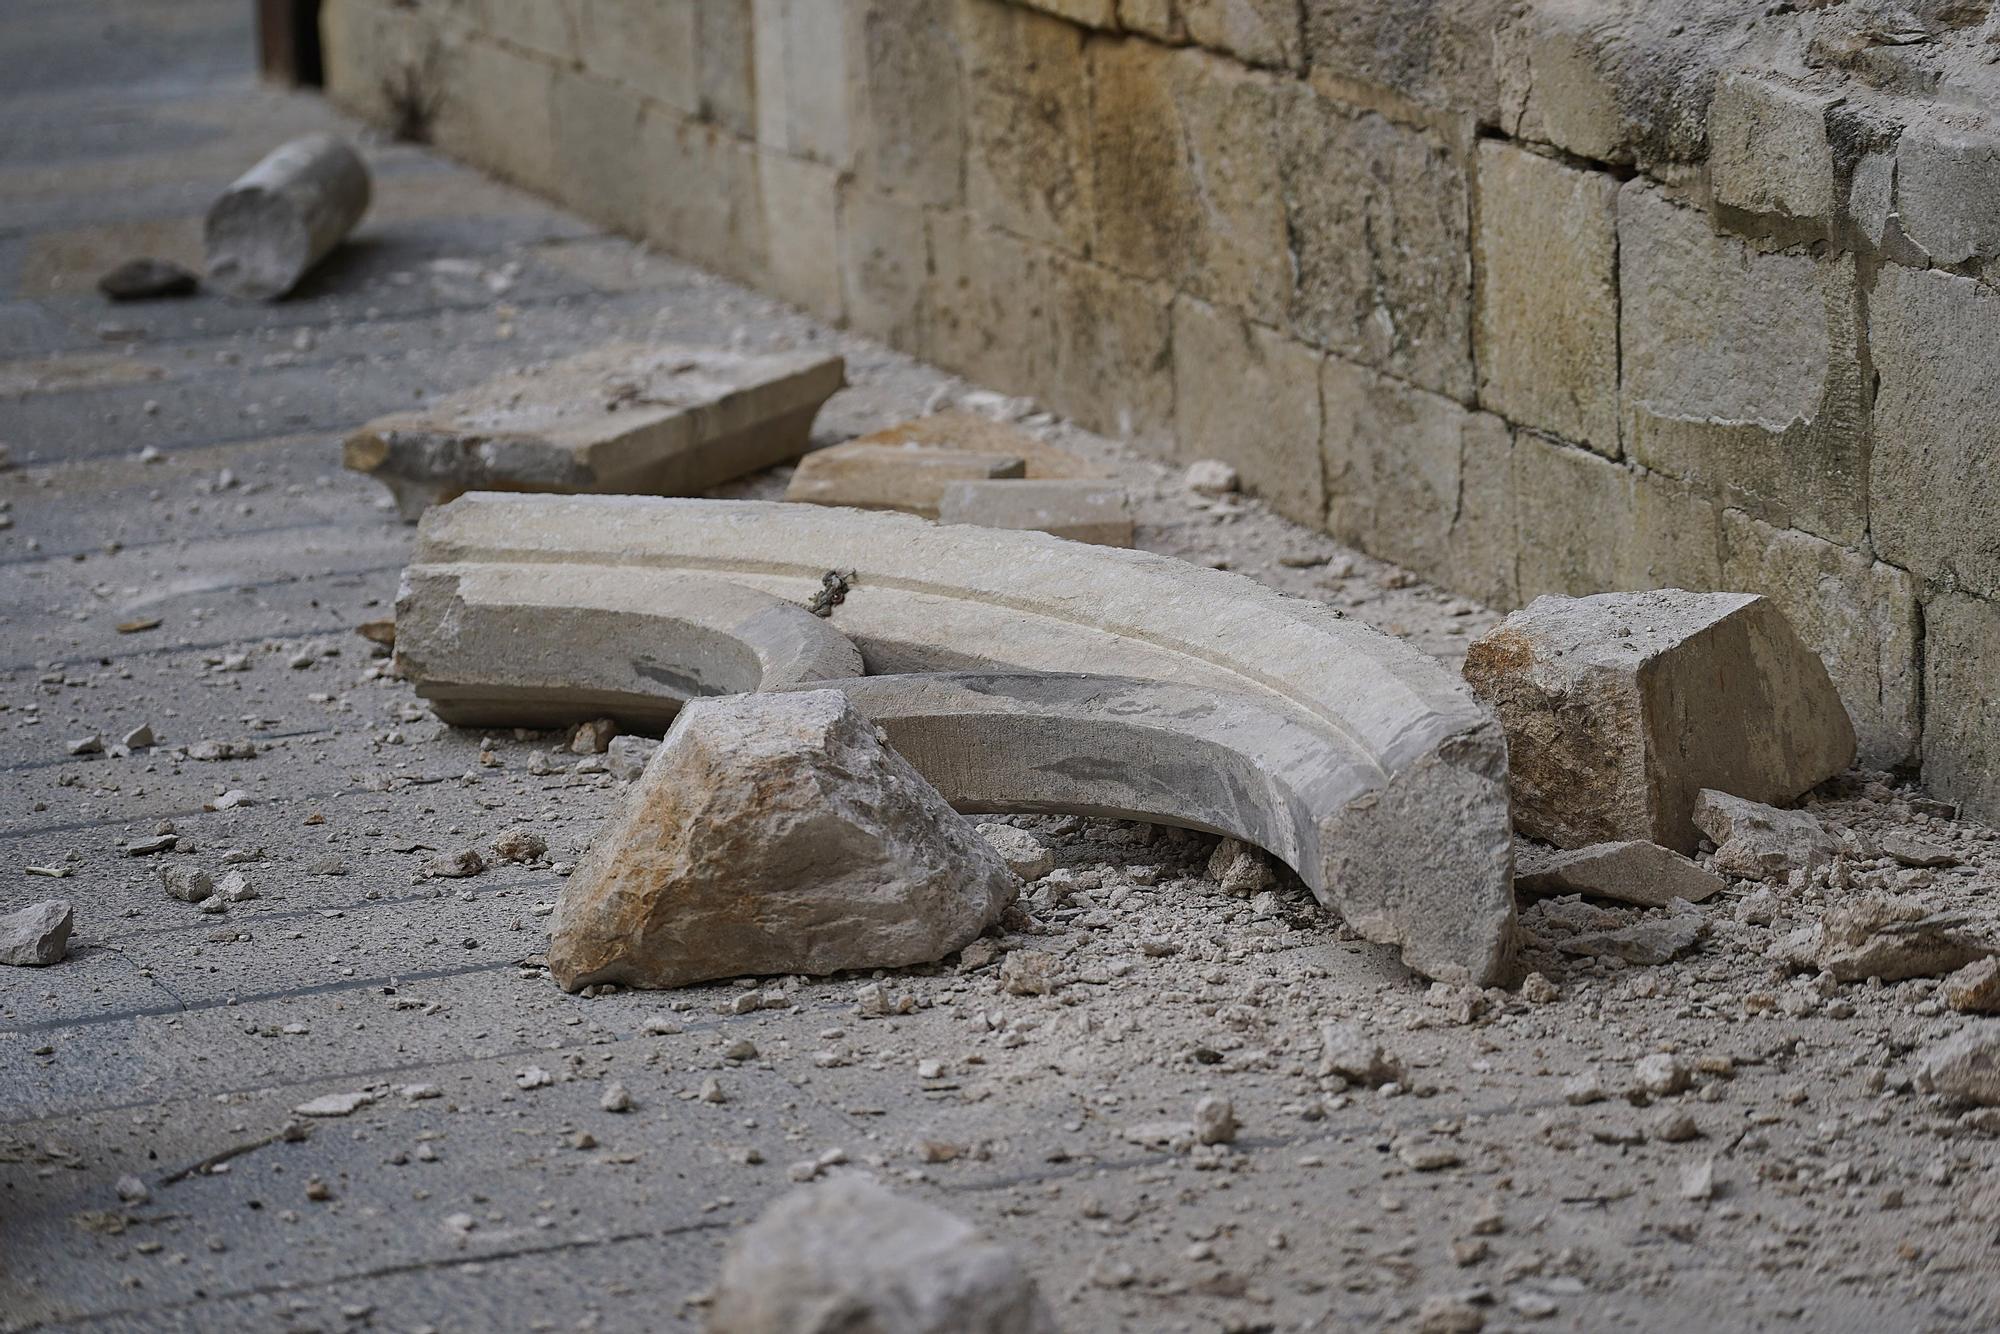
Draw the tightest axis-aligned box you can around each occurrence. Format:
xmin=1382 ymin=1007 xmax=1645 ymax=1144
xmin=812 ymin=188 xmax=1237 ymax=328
xmin=319 ymin=0 xmax=2000 ymax=821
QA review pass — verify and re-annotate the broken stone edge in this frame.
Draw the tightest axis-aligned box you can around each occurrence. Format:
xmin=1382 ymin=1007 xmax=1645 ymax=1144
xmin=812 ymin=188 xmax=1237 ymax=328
xmin=405 ymin=495 xmax=1517 ymax=984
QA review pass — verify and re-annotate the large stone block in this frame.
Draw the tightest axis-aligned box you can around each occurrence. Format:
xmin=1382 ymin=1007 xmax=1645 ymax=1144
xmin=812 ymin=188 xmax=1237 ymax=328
xmin=430 ymin=34 xmax=559 ymax=194
xmin=1720 ymin=511 xmax=1920 ymax=770
xmin=757 ymin=150 xmax=845 ymax=321
xmin=1464 ymin=589 xmax=1858 ymax=852
xmin=786 ymin=444 xmax=1027 ymax=518
xmin=552 ymin=70 xmax=648 ymax=239
xmin=1894 ymin=112 xmax=2000 ymax=267
xmin=1513 ymin=433 xmax=1628 ymax=600
xmin=1302 ymin=0 xmax=1508 ymax=122
xmin=1182 ymin=0 xmax=1302 ymax=69
xmin=1924 ymin=593 xmax=2000 ymax=824
xmin=854 ymin=0 xmax=966 ymax=206
xmin=1474 ymin=142 xmax=1619 ymax=455
xmin=1173 ymin=297 xmax=1324 ymax=526
xmin=575 ymin=0 xmax=698 ymax=113
xmin=921 ymin=214 xmax=1056 ymax=398
xmin=1870 ymin=264 xmax=2000 ymax=599
xmin=695 ymin=0 xmax=759 ymax=140
xmin=1619 ymin=182 xmax=1866 ymax=547
xmin=472 ymin=0 xmax=579 ymax=63
xmin=1322 ymin=357 xmax=1516 ymax=608
xmin=961 ymin=0 xmax=1095 ymax=253
xmin=640 ymin=115 xmax=767 ymax=284
xmin=1707 ymin=72 xmax=1838 ymax=223
xmin=1088 ymin=41 xmax=1288 ymax=323
xmin=1043 ymin=254 xmax=1176 ymax=444
xmin=1117 ymin=0 xmax=1184 ymax=42
xmin=1277 ymin=86 xmax=1473 ymax=401
xmin=1015 ymin=0 xmax=1118 ymax=24
xmin=838 ymin=184 xmax=928 ymax=347
xmin=752 ymin=0 xmax=860 ymax=167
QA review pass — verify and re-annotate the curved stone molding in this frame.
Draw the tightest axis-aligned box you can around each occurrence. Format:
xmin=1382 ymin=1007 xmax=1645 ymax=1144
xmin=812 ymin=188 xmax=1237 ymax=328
xmin=403 ymin=495 xmax=1516 ymax=983
xmin=395 ymin=563 xmax=866 ymax=729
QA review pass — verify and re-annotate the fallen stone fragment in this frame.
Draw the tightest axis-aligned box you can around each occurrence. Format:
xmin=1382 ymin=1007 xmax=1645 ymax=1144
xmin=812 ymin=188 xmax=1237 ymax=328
xmin=976 ymin=824 xmax=1053 ymax=880
xmin=125 ymin=834 xmax=177 ymax=856
xmin=1679 ymin=1158 xmax=1718 ymax=1201
xmin=0 ymin=900 xmax=73 ymax=966
xmin=568 ymin=717 xmax=619 ymax=755
xmin=217 ymin=872 xmax=257 ymax=903
xmin=427 ymin=848 xmax=485 ymax=879
xmin=489 ymin=828 xmax=547 ymax=863
xmin=99 ymin=258 xmax=198 ymax=302
xmin=1514 ymin=839 xmax=1724 ymax=907
xmin=998 ymin=949 xmax=1061 ymax=997
xmin=66 ymin=735 xmax=102 ymax=757
xmin=1193 ymin=1096 xmax=1237 ymax=1146
xmin=1880 ymin=832 xmax=1960 ymax=868
xmin=186 ymin=739 xmax=256 ymax=761
xmin=1634 ymin=1053 xmax=1692 ymax=1097
xmin=1463 ymin=590 xmax=1855 ymax=852
xmin=599 ymin=1081 xmax=634 ymax=1113
xmin=293 ymin=1091 xmax=375 ymax=1118
xmin=1916 ymin=1025 xmax=2000 ymax=1107
xmin=1694 ymin=790 xmax=1840 ymax=884
xmin=159 ymin=866 xmax=214 ymax=903
xmin=1563 ymin=1071 xmax=1606 ymax=1106
xmin=356 ymin=618 xmax=396 ymax=649
xmin=1814 ymin=895 xmax=1992 ymax=982
xmin=1651 ymin=1108 xmax=1702 ymax=1142
xmin=1208 ymin=838 xmax=1275 ymax=895
xmin=938 ymin=479 xmax=1135 ymax=547
xmin=844 ymin=411 xmax=1105 ymax=479
xmin=114 ymin=616 xmax=162 ymax=634
xmin=709 ymin=1176 xmax=1056 ymax=1334
xmin=1557 ymin=903 xmax=1704 ymax=966
xmin=1319 ymin=1022 xmax=1402 ymax=1086
xmin=784 ymin=443 xmax=1025 ymax=518
xmin=1945 ymin=958 xmax=2000 ymax=1014
xmin=115 ymin=1175 xmax=150 ymax=1204
xmin=346 ymin=342 xmax=842 ymax=520
xmin=1183 ymin=458 xmax=1239 ymax=495
xmin=603 ymin=734 xmax=658 ymax=781
xmin=119 ymin=724 xmax=155 ymax=749
xmin=549 ymin=690 xmax=1018 ymax=991
xmin=205 ymin=134 xmax=370 ymax=300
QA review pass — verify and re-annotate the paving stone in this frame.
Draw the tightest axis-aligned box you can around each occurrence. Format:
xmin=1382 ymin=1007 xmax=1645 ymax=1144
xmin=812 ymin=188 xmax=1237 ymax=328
xmin=1464 ymin=590 xmax=1856 ymax=852
xmin=344 ymin=341 xmax=844 ymax=520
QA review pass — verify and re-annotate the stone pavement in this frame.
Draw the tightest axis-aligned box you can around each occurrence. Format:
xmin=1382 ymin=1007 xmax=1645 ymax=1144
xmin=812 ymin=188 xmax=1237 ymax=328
xmin=4 ymin=5 xmax=1997 ymax=1334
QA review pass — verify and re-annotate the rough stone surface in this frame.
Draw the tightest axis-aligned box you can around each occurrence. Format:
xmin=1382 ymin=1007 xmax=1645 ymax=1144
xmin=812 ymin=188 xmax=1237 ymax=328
xmin=976 ymin=824 xmax=1053 ymax=881
xmin=1514 ymin=840 xmax=1725 ymax=908
xmin=962 ymin=1 xmax=1094 ymax=253
xmin=1171 ymin=295 xmax=1323 ymax=525
xmin=1706 ymin=73 xmax=1837 ymax=222
xmin=1924 ymin=593 xmax=2000 ymax=826
xmin=1916 ymin=1026 xmax=2000 ymax=1108
xmin=1464 ymin=590 xmax=1856 ymax=852
xmin=1474 ymin=141 xmax=1620 ymax=456
xmin=1319 ymin=1022 xmax=1401 ymax=1086
xmin=709 ymin=1176 xmax=1057 ymax=1334
xmin=1815 ymin=895 xmax=1993 ymax=984
xmin=547 ymin=690 xmax=1019 ymax=992
xmin=0 ymin=900 xmax=72 ymax=967
xmin=345 ymin=342 xmax=843 ymax=520
xmin=937 ymin=479 xmax=1134 ymax=547
xmin=784 ymin=443 xmax=1025 ymax=518
xmin=1945 ymin=957 xmax=2000 ymax=1015
xmin=1693 ymin=790 xmax=1839 ymax=885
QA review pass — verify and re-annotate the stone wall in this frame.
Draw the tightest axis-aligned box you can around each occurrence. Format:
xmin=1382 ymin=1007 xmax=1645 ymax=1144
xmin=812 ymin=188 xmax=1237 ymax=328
xmin=319 ymin=0 xmax=2000 ymax=821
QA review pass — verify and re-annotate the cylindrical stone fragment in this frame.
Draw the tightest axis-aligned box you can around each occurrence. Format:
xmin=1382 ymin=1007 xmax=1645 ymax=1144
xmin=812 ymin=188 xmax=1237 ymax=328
xmin=204 ymin=134 xmax=371 ymax=300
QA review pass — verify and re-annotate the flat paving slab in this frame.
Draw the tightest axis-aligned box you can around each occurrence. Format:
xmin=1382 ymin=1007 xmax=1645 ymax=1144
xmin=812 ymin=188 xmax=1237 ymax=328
xmin=3 ymin=5 xmax=1998 ymax=1333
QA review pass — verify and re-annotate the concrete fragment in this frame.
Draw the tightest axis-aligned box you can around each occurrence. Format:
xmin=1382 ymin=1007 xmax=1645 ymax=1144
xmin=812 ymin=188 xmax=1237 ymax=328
xmin=204 ymin=134 xmax=370 ymax=300
xmin=937 ymin=479 xmax=1134 ymax=547
xmin=1694 ymin=790 xmax=1839 ymax=884
xmin=548 ymin=690 xmax=1018 ymax=991
xmin=1916 ymin=1026 xmax=2000 ymax=1107
xmin=406 ymin=495 xmax=1518 ymax=984
xmin=1814 ymin=896 xmax=1992 ymax=983
xmin=1945 ymin=958 xmax=2000 ymax=1015
xmin=0 ymin=900 xmax=72 ymax=967
xmin=1464 ymin=590 xmax=1856 ymax=853
xmin=346 ymin=342 xmax=843 ymax=520
xmin=1514 ymin=840 xmax=1724 ymax=908
xmin=784 ymin=443 xmax=1025 ymax=518
xmin=709 ymin=1176 xmax=1056 ymax=1334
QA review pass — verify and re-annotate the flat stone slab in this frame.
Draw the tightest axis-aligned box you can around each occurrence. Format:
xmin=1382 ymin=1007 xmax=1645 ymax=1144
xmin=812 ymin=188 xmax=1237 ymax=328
xmin=1464 ymin=590 xmax=1855 ymax=853
xmin=401 ymin=495 xmax=1518 ymax=984
xmin=841 ymin=410 xmax=1108 ymax=479
xmin=784 ymin=442 xmax=1025 ymax=517
xmin=938 ymin=478 xmax=1135 ymax=546
xmin=1514 ymin=839 xmax=1725 ymax=907
xmin=345 ymin=342 xmax=844 ymax=520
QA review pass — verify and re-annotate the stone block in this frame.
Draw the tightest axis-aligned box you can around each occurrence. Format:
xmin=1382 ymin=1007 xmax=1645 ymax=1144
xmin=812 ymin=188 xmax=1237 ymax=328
xmin=1707 ymin=72 xmax=1838 ymax=222
xmin=962 ymin=0 xmax=1095 ymax=253
xmin=1869 ymin=265 xmax=2000 ymax=599
xmin=854 ymin=0 xmax=966 ymax=206
xmin=838 ymin=184 xmax=928 ymax=347
xmin=430 ymin=34 xmax=559 ymax=194
xmin=1512 ymin=433 xmax=1627 ymax=601
xmin=1118 ymin=0 xmax=1185 ymax=42
xmin=1620 ymin=182 xmax=1866 ymax=547
xmin=1514 ymin=840 xmax=1725 ymax=908
xmin=752 ymin=0 xmax=859 ymax=167
xmin=1464 ymin=589 xmax=1858 ymax=852
xmin=1015 ymin=0 xmax=1118 ymax=24
xmin=1322 ymin=357 xmax=1515 ymax=608
xmin=345 ymin=342 xmax=843 ymax=519
xmin=1173 ymin=297 xmax=1324 ymax=526
xmin=757 ymin=150 xmax=845 ymax=321
xmin=1043 ymin=253 xmax=1177 ymax=445
xmin=1924 ymin=593 xmax=2000 ymax=824
xmin=1089 ymin=41 xmax=1288 ymax=323
xmin=575 ymin=0 xmax=698 ymax=113
xmin=695 ymin=0 xmax=759 ymax=140
xmin=471 ymin=0 xmax=579 ymax=63
xmin=552 ymin=69 xmax=648 ymax=239
xmin=1474 ymin=142 xmax=1619 ymax=455
xmin=938 ymin=479 xmax=1135 ymax=546
xmin=641 ymin=115 xmax=768 ymax=284
xmin=921 ymin=213 xmax=1056 ymax=398
xmin=1894 ymin=112 xmax=2000 ymax=266
xmin=1302 ymin=0 xmax=1508 ymax=122
xmin=1720 ymin=511 xmax=1920 ymax=770
xmin=1627 ymin=470 xmax=1724 ymax=595
xmin=1277 ymin=86 xmax=1472 ymax=401
xmin=843 ymin=411 xmax=1107 ymax=479
xmin=1182 ymin=0 xmax=1302 ymax=69
xmin=784 ymin=443 xmax=1027 ymax=517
